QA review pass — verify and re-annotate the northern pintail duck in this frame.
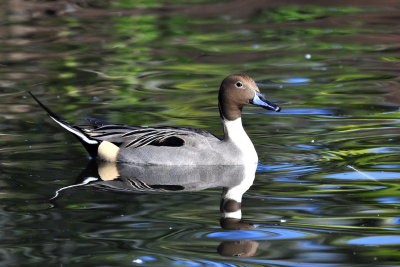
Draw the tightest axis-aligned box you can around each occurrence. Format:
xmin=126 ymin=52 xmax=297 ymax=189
xmin=30 ymin=74 xmax=280 ymax=165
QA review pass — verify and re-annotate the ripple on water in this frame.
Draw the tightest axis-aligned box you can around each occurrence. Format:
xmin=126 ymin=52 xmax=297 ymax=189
xmin=340 ymin=235 xmax=400 ymax=246
xmin=369 ymin=147 xmax=400 ymax=154
xmin=83 ymin=220 xmax=193 ymax=241
xmin=2 ymin=1 xmax=400 ymax=266
xmin=257 ymin=163 xmax=319 ymax=174
xmin=324 ymin=171 xmax=400 ymax=180
xmin=206 ymin=227 xmax=316 ymax=241
xmin=260 ymin=107 xmax=334 ymax=116
xmin=4 ymin=201 xmax=53 ymax=212
xmin=375 ymin=197 xmax=400 ymax=204
xmin=373 ymin=164 xmax=400 ymax=169
xmin=282 ymin=108 xmax=335 ymax=115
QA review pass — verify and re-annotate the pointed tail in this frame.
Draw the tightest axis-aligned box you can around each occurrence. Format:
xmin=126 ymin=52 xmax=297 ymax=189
xmin=29 ymin=91 xmax=99 ymax=158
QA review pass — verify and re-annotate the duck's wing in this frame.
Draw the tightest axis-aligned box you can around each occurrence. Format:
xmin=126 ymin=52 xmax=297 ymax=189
xmin=83 ymin=122 xmax=220 ymax=148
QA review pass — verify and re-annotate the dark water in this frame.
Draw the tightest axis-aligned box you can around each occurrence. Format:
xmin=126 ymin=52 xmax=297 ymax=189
xmin=1 ymin=0 xmax=400 ymax=266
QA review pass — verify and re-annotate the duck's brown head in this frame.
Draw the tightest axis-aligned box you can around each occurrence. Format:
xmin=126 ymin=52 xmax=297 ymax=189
xmin=218 ymin=74 xmax=280 ymax=121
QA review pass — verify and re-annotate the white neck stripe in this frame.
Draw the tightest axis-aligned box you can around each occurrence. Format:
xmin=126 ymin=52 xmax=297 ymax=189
xmin=222 ymin=118 xmax=258 ymax=163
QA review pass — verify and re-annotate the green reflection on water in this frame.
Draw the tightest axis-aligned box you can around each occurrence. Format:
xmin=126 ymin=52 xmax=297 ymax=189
xmin=254 ymin=5 xmax=362 ymax=23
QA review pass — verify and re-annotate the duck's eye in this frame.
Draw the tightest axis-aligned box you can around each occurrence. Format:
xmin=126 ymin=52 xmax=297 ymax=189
xmin=235 ymin=81 xmax=243 ymax=88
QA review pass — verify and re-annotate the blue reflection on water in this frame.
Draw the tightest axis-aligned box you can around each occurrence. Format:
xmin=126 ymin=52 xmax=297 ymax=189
xmin=325 ymin=171 xmax=400 ymax=180
xmin=258 ymin=77 xmax=312 ymax=86
xmin=207 ymin=228 xmax=310 ymax=240
xmin=172 ymin=259 xmax=202 ymax=266
xmin=261 ymin=108 xmax=334 ymax=115
xmin=172 ymin=259 xmax=234 ymax=267
xmin=374 ymin=164 xmax=400 ymax=169
xmin=257 ymin=163 xmax=318 ymax=173
xmin=285 ymin=78 xmax=311 ymax=84
xmin=347 ymin=236 xmax=400 ymax=245
xmin=369 ymin=147 xmax=400 ymax=154
xmin=376 ymin=197 xmax=400 ymax=204
xmin=285 ymin=108 xmax=333 ymax=115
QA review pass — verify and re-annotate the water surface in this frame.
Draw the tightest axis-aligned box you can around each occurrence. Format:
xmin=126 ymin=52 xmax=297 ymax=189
xmin=1 ymin=0 xmax=400 ymax=266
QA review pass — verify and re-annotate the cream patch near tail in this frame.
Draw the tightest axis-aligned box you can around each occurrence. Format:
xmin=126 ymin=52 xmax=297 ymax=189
xmin=98 ymin=162 xmax=120 ymax=181
xmin=98 ymin=141 xmax=119 ymax=162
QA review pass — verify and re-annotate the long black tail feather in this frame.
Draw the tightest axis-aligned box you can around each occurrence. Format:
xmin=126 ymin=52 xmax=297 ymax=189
xmin=29 ymin=91 xmax=99 ymax=158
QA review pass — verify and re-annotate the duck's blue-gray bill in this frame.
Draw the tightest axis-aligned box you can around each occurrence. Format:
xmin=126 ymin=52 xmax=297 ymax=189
xmin=250 ymin=91 xmax=281 ymax=112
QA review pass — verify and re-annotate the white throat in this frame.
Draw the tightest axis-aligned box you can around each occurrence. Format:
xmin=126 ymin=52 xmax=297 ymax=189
xmin=223 ymin=117 xmax=258 ymax=163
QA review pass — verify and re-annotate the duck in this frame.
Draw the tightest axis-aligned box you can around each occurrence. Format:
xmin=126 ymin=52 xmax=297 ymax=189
xmin=29 ymin=74 xmax=280 ymax=165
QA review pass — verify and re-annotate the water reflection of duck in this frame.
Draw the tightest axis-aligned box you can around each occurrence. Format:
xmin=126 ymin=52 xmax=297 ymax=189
xmin=54 ymin=161 xmax=257 ymax=219
xmin=52 ymin=160 xmax=260 ymax=256
xmin=29 ymin=74 xmax=280 ymax=165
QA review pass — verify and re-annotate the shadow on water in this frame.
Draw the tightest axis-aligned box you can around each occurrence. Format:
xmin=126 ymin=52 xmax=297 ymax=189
xmin=51 ymin=160 xmax=260 ymax=257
